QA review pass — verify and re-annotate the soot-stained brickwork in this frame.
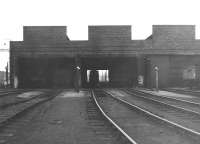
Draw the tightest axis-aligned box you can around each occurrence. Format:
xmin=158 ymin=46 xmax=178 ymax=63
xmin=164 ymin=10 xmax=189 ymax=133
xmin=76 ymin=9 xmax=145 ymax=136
xmin=10 ymin=25 xmax=200 ymax=88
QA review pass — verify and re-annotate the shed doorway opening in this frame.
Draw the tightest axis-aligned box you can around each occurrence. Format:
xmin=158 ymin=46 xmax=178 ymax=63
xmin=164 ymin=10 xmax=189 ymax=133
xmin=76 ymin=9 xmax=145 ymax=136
xmin=87 ymin=69 xmax=109 ymax=88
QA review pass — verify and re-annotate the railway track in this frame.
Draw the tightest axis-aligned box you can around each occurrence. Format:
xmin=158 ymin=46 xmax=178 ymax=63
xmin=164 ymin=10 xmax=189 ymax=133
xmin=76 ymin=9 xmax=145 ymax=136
xmin=0 ymin=89 xmax=20 ymax=92
xmin=89 ymin=90 xmax=136 ymax=144
xmin=0 ymin=90 xmax=60 ymax=129
xmin=164 ymin=88 xmax=200 ymax=97
xmin=0 ymin=89 xmax=60 ymax=144
xmin=115 ymin=89 xmax=200 ymax=134
xmin=99 ymin=89 xmax=200 ymax=144
xmin=127 ymin=88 xmax=200 ymax=113
xmin=1 ymin=88 xmax=200 ymax=143
xmin=0 ymin=89 xmax=30 ymax=97
xmin=0 ymin=89 xmax=52 ymax=109
xmin=0 ymin=89 xmax=13 ymax=92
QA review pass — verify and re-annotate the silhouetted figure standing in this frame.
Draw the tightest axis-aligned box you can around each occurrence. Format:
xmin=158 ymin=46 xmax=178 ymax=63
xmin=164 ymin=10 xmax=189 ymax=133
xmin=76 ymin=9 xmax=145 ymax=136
xmin=74 ymin=66 xmax=81 ymax=92
xmin=89 ymin=70 xmax=99 ymax=88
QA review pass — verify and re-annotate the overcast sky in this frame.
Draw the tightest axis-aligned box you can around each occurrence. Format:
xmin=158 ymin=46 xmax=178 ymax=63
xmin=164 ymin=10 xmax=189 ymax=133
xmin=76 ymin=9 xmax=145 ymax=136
xmin=0 ymin=0 xmax=200 ymax=70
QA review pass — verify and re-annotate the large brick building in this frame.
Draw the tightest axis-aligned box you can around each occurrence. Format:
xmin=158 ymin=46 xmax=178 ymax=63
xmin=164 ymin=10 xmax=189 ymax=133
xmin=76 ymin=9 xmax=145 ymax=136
xmin=10 ymin=25 xmax=200 ymax=88
xmin=0 ymin=71 xmax=6 ymax=87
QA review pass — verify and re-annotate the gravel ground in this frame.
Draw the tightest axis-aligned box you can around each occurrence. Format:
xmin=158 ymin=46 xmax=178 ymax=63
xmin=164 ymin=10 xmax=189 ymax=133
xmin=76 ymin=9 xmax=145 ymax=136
xmin=3 ymin=90 xmax=121 ymax=144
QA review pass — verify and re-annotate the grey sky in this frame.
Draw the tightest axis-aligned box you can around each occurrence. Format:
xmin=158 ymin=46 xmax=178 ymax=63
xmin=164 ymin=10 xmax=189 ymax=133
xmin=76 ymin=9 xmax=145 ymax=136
xmin=0 ymin=0 xmax=200 ymax=70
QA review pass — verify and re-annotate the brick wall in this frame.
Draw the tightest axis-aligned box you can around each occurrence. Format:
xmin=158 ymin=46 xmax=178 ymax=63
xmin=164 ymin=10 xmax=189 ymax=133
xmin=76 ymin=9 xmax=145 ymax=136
xmin=152 ymin=25 xmax=195 ymax=41
xmin=169 ymin=55 xmax=200 ymax=87
xmin=149 ymin=55 xmax=200 ymax=88
xmin=88 ymin=26 xmax=132 ymax=46
xmin=0 ymin=71 xmax=5 ymax=85
xmin=148 ymin=55 xmax=170 ymax=88
xmin=23 ymin=26 xmax=69 ymax=44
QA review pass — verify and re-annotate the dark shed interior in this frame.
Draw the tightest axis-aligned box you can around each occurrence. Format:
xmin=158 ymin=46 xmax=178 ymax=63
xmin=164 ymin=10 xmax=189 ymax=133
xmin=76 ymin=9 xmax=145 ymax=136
xmin=17 ymin=57 xmax=138 ymax=88
xmin=81 ymin=57 xmax=137 ymax=88
xmin=18 ymin=57 xmax=75 ymax=88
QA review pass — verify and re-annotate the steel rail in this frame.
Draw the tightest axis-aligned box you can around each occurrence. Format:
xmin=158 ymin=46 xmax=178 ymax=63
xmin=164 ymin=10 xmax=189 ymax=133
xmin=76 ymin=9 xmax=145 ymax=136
xmin=122 ymin=89 xmax=200 ymax=115
xmin=132 ymin=88 xmax=200 ymax=106
xmin=103 ymin=90 xmax=200 ymax=136
xmin=91 ymin=90 xmax=137 ymax=144
xmin=0 ymin=90 xmax=59 ymax=128
xmin=165 ymin=88 xmax=200 ymax=95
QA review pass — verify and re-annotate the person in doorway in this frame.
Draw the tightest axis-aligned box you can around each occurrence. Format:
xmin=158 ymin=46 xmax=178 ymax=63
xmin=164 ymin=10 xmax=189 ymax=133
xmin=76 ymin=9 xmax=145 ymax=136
xmin=74 ymin=66 xmax=81 ymax=92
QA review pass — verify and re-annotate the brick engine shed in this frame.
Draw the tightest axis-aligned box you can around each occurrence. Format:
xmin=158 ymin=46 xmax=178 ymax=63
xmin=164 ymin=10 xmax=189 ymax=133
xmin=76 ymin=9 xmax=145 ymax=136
xmin=9 ymin=25 xmax=200 ymax=89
